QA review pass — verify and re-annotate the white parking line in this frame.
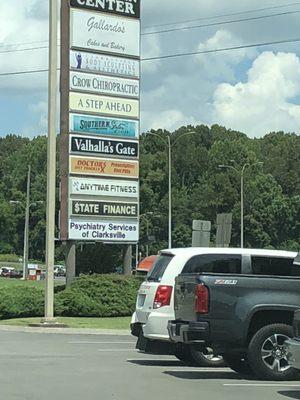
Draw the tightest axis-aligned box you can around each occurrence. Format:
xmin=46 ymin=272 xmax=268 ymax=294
xmin=224 ymin=384 xmax=300 ymax=387
xmin=68 ymin=341 xmax=135 ymax=344
xmin=98 ymin=349 xmax=137 ymax=352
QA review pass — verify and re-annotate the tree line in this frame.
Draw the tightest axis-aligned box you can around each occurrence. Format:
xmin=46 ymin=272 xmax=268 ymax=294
xmin=0 ymin=125 xmax=299 ymax=272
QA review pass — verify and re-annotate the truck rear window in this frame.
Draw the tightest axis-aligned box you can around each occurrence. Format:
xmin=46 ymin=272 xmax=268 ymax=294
xmin=146 ymin=254 xmax=174 ymax=282
xmin=251 ymin=257 xmax=299 ymax=276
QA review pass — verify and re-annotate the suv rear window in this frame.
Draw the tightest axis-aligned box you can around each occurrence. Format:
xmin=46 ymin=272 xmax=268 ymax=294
xmin=147 ymin=254 xmax=174 ymax=282
xmin=251 ymin=256 xmax=299 ymax=276
xmin=182 ymin=254 xmax=241 ymax=274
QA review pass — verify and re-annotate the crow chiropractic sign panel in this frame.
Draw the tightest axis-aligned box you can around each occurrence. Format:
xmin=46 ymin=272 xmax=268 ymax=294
xmin=60 ymin=0 xmax=140 ymax=243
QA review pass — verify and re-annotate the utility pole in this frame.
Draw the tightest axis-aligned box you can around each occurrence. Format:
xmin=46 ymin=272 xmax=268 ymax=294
xmin=44 ymin=0 xmax=58 ymax=322
xmin=23 ymin=165 xmax=31 ymax=280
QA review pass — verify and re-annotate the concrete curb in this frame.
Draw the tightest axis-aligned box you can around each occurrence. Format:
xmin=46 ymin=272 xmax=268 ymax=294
xmin=0 ymin=325 xmax=131 ymax=336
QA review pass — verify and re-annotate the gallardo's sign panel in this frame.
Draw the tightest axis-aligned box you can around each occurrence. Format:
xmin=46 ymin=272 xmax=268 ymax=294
xmin=70 ymin=113 xmax=139 ymax=138
xmin=70 ymin=9 xmax=140 ymax=57
xmin=70 ymin=156 xmax=139 ymax=178
xmin=70 ymin=51 xmax=140 ymax=78
xmin=70 ymin=177 xmax=139 ymax=198
xmin=71 ymin=200 xmax=138 ymax=217
xmin=70 ymin=134 xmax=139 ymax=158
xmin=70 ymin=71 xmax=139 ymax=98
xmin=69 ymin=92 xmax=139 ymax=118
xmin=69 ymin=219 xmax=139 ymax=241
xmin=70 ymin=0 xmax=141 ymax=19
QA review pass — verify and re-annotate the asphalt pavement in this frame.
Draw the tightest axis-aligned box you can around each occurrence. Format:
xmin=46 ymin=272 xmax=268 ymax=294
xmin=0 ymin=330 xmax=299 ymax=400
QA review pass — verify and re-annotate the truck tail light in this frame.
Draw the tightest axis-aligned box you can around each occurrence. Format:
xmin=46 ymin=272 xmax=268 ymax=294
xmin=153 ymin=285 xmax=173 ymax=309
xmin=195 ymin=284 xmax=209 ymax=314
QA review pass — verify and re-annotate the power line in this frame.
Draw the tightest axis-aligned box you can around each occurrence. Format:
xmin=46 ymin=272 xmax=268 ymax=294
xmin=142 ymin=10 xmax=300 ymax=36
xmin=1 ymin=37 xmax=300 ymax=76
xmin=143 ymin=1 xmax=300 ymax=30
xmin=0 ymin=40 xmax=49 ymax=48
xmin=0 ymin=46 xmax=49 ymax=54
xmin=142 ymin=37 xmax=300 ymax=61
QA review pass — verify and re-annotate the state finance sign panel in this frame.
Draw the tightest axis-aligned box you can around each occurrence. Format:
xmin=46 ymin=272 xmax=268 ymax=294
xmin=70 ymin=0 xmax=140 ymax=19
xmin=69 ymin=92 xmax=139 ymax=118
xmin=70 ymin=113 xmax=139 ymax=138
xmin=70 ymin=51 xmax=140 ymax=78
xmin=69 ymin=219 xmax=139 ymax=241
xmin=70 ymin=71 xmax=139 ymax=98
xmin=69 ymin=177 xmax=139 ymax=198
xmin=70 ymin=9 xmax=140 ymax=57
xmin=71 ymin=200 xmax=138 ymax=217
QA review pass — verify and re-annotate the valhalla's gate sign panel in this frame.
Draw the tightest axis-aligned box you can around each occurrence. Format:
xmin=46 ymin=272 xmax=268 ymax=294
xmin=60 ymin=0 xmax=140 ymax=243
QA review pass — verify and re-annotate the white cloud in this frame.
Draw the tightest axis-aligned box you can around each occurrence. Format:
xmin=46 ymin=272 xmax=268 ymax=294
xmin=142 ymin=109 xmax=198 ymax=132
xmin=141 ymin=35 xmax=161 ymax=74
xmin=212 ymin=51 xmax=300 ymax=137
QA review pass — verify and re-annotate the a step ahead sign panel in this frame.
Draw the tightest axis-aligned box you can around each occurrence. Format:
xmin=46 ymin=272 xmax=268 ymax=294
xmin=70 ymin=9 xmax=140 ymax=57
xmin=69 ymin=219 xmax=139 ymax=241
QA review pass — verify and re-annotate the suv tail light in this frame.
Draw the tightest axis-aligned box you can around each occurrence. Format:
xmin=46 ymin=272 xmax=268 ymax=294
xmin=195 ymin=284 xmax=209 ymax=314
xmin=153 ymin=285 xmax=173 ymax=309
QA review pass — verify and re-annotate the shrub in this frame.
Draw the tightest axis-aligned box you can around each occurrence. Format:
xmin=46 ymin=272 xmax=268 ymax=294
xmin=0 ymin=286 xmax=44 ymax=319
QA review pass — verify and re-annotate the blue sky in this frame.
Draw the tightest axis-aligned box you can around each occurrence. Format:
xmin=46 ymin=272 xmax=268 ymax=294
xmin=1 ymin=0 xmax=300 ymax=138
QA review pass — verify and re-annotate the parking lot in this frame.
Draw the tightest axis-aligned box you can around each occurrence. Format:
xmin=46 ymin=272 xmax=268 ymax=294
xmin=0 ymin=331 xmax=299 ymax=400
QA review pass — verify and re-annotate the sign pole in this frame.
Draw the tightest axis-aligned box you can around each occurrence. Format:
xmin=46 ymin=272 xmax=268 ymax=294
xmin=44 ymin=0 xmax=58 ymax=322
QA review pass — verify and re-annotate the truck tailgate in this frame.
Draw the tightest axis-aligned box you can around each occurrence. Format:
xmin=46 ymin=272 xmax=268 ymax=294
xmin=174 ymin=274 xmax=198 ymax=322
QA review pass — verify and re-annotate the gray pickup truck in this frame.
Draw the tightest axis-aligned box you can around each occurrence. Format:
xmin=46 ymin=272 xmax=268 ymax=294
xmin=168 ymin=249 xmax=299 ymax=380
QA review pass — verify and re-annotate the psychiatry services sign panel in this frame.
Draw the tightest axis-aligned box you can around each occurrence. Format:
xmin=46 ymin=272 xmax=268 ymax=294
xmin=70 ymin=71 xmax=139 ymax=98
xmin=70 ymin=156 xmax=139 ymax=178
xmin=70 ymin=9 xmax=140 ymax=57
xmin=70 ymin=51 xmax=140 ymax=78
xmin=69 ymin=177 xmax=139 ymax=198
xmin=69 ymin=92 xmax=139 ymax=118
xmin=69 ymin=219 xmax=139 ymax=241
xmin=70 ymin=134 xmax=139 ymax=158
xmin=70 ymin=113 xmax=139 ymax=138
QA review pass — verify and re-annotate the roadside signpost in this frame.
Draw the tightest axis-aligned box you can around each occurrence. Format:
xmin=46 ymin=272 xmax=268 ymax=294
xmin=60 ymin=0 xmax=141 ymax=282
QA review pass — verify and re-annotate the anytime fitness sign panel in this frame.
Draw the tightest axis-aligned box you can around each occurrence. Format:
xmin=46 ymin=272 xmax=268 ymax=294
xmin=70 ymin=0 xmax=140 ymax=19
xmin=70 ymin=113 xmax=139 ymax=138
xmin=70 ymin=156 xmax=139 ymax=178
xmin=70 ymin=71 xmax=139 ymax=98
xmin=69 ymin=219 xmax=139 ymax=241
xmin=70 ymin=9 xmax=140 ymax=57
xmin=69 ymin=177 xmax=139 ymax=198
xmin=70 ymin=51 xmax=140 ymax=78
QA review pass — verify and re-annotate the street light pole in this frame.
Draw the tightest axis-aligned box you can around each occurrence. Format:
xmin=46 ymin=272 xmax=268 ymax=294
xmin=23 ymin=165 xmax=31 ymax=280
xmin=45 ymin=0 xmax=58 ymax=322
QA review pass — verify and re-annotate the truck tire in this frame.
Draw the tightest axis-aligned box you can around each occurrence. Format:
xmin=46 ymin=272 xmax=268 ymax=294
xmin=248 ymin=323 xmax=299 ymax=381
xmin=175 ymin=344 xmax=224 ymax=367
xmin=223 ymin=354 xmax=253 ymax=375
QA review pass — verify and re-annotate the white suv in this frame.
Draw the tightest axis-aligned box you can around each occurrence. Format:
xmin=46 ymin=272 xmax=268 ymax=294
xmin=131 ymin=247 xmax=297 ymax=367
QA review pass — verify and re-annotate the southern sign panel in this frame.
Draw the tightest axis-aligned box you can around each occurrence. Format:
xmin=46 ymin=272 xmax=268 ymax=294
xmin=70 ymin=135 xmax=139 ymax=158
xmin=70 ymin=156 xmax=139 ymax=178
xmin=69 ymin=177 xmax=139 ymax=198
xmin=69 ymin=92 xmax=139 ymax=118
xmin=70 ymin=72 xmax=139 ymax=98
xmin=69 ymin=219 xmax=139 ymax=241
xmin=70 ymin=0 xmax=141 ymax=19
xmin=70 ymin=51 xmax=140 ymax=78
xmin=71 ymin=200 xmax=138 ymax=217
xmin=70 ymin=9 xmax=140 ymax=57
xmin=70 ymin=113 xmax=139 ymax=138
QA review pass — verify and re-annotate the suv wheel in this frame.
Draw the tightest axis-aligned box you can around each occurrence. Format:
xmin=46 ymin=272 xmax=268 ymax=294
xmin=223 ymin=353 xmax=253 ymax=375
xmin=190 ymin=346 xmax=225 ymax=367
xmin=248 ymin=323 xmax=299 ymax=381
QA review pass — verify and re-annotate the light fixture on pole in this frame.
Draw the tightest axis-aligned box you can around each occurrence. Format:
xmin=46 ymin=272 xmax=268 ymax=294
xmin=148 ymin=131 xmax=194 ymax=249
xmin=218 ymin=161 xmax=263 ymax=248
xmin=140 ymin=212 xmax=154 ymax=257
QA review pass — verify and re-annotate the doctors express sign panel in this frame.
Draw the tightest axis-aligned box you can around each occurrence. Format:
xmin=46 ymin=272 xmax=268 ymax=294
xmin=70 ymin=0 xmax=140 ymax=19
xmin=70 ymin=9 xmax=140 ymax=57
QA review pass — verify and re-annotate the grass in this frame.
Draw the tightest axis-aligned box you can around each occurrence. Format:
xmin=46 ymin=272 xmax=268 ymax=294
xmin=0 ymin=316 xmax=131 ymax=329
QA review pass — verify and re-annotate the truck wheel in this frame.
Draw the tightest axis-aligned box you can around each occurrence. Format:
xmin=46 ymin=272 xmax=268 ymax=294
xmin=248 ymin=323 xmax=299 ymax=381
xmin=223 ymin=354 xmax=253 ymax=375
xmin=189 ymin=346 xmax=225 ymax=367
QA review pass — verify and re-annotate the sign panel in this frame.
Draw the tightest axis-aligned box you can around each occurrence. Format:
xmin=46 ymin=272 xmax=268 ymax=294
xmin=70 ymin=156 xmax=139 ymax=178
xmin=70 ymin=134 xmax=139 ymax=158
xmin=70 ymin=9 xmax=140 ymax=57
xmin=71 ymin=200 xmax=138 ymax=217
xmin=70 ymin=0 xmax=141 ymax=19
xmin=70 ymin=71 xmax=139 ymax=98
xmin=69 ymin=219 xmax=139 ymax=241
xmin=69 ymin=177 xmax=139 ymax=197
xmin=70 ymin=113 xmax=139 ymax=138
xmin=70 ymin=51 xmax=140 ymax=78
xmin=69 ymin=92 xmax=139 ymax=118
